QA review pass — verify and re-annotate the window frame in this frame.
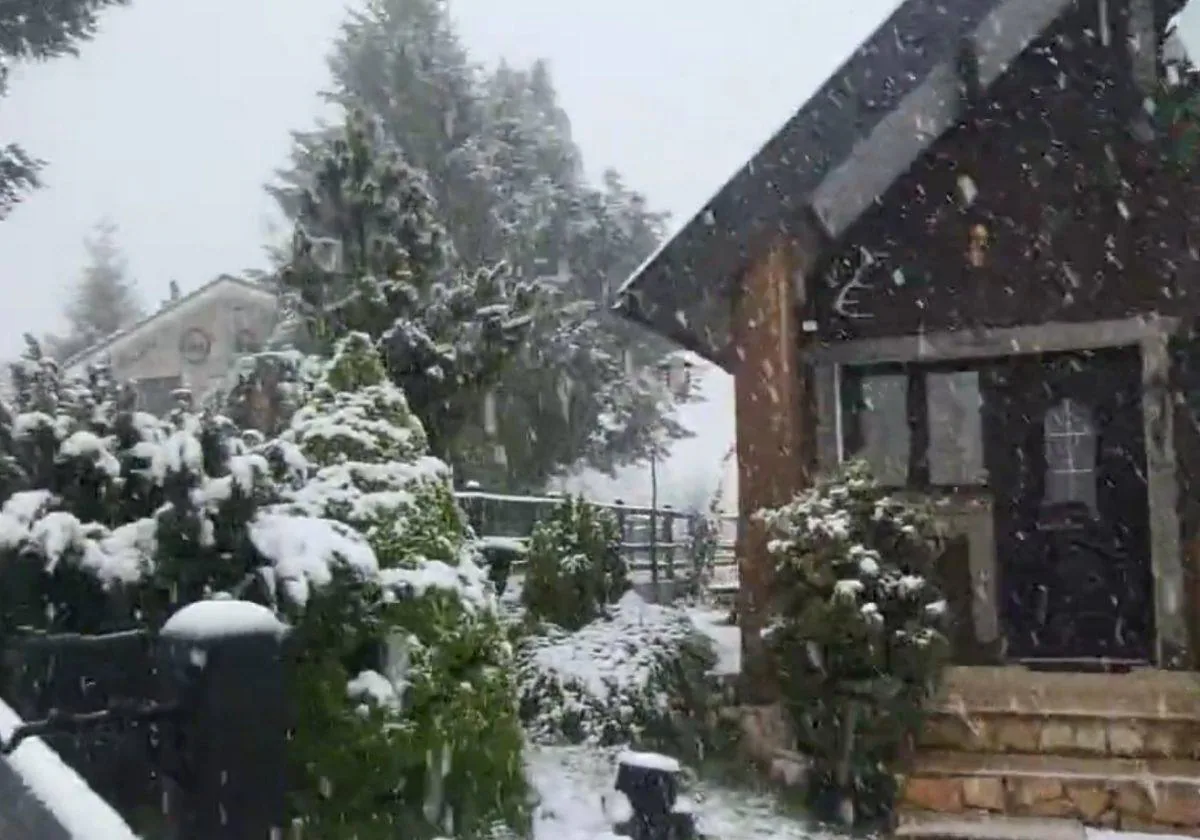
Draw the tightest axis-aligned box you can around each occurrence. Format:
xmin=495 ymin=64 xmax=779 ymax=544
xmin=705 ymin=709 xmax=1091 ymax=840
xmin=839 ymin=361 xmax=988 ymax=491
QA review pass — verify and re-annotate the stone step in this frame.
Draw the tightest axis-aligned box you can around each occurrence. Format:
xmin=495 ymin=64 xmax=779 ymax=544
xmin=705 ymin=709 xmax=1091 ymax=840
xmin=894 ymin=811 xmax=1088 ymax=840
xmin=933 ymin=666 xmax=1200 ymax=719
xmin=920 ymin=707 xmax=1200 ymax=761
xmin=898 ymin=750 xmax=1200 ymax=835
xmin=922 ymin=666 xmax=1200 ymax=761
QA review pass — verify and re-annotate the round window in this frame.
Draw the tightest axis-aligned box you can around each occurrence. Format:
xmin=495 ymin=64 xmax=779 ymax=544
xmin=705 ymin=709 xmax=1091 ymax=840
xmin=179 ymin=327 xmax=212 ymax=364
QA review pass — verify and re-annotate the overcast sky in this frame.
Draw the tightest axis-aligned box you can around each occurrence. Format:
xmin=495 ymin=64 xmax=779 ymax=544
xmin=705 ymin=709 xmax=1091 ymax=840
xmin=0 ymin=0 xmax=905 ymax=357
xmin=7 ymin=0 xmax=1200 ymax=503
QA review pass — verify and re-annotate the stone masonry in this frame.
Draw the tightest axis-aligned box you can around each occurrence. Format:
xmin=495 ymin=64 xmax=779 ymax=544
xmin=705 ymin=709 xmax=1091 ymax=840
xmin=896 ymin=667 xmax=1200 ymax=836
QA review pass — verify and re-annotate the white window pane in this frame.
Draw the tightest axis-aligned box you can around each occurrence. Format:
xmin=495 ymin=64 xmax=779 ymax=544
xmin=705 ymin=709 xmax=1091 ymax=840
xmin=927 ymin=371 xmax=986 ymax=485
xmin=1043 ymin=398 xmax=1097 ymax=513
xmin=858 ymin=374 xmax=909 ymax=485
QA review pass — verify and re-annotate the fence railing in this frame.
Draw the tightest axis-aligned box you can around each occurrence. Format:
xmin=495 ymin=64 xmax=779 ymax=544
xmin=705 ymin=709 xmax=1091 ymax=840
xmin=455 ymin=487 xmax=739 ymax=593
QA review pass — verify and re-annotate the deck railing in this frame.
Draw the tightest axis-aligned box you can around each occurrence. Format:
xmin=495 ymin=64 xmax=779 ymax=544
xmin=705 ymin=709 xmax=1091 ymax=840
xmin=454 ymin=488 xmax=738 ymax=593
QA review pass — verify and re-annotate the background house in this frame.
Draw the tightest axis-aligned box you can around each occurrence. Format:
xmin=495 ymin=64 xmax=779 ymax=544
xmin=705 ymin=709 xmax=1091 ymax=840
xmin=63 ymin=275 xmax=279 ymax=414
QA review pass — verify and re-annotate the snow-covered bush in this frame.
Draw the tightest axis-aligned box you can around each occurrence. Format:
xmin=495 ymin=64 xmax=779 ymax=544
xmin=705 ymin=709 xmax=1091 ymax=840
xmin=0 ymin=335 xmax=528 ymax=838
xmin=758 ymin=461 xmax=949 ymax=827
xmin=521 ymin=495 xmax=627 ymax=630
xmin=0 ymin=339 xmax=284 ymax=635
xmin=516 ymin=591 xmax=718 ymax=761
xmin=270 ymin=333 xmax=528 ymax=839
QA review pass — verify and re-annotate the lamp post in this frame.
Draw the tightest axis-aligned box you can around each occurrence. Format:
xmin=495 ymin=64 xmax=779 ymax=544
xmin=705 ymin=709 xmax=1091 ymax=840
xmin=641 ymin=355 xmax=693 ymax=593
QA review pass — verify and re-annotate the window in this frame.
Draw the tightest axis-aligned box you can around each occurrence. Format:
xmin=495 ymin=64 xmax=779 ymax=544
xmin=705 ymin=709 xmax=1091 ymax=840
xmin=841 ymin=364 xmax=987 ymax=488
xmin=135 ymin=375 xmax=183 ymax=416
xmin=927 ymin=372 xmax=986 ymax=485
xmin=1043 ymin=397 xmax=1097 ymax=513
xmin=855 ymin=373 xmax=910 ymax=486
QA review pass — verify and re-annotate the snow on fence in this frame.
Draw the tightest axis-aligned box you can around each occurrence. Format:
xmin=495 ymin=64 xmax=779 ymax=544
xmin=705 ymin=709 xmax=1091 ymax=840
xmin=455 ymin=488 xmax=738 ymax=595
xmin=0 ymin=697 xmax=139 ymax=840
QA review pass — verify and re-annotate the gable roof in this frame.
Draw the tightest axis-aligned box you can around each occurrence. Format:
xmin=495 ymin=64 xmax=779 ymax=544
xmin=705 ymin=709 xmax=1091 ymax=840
xmin=614 ymin=0 xmax=1183 ymax=367
xmin=64 ymin=275 xmax=278 ymax=373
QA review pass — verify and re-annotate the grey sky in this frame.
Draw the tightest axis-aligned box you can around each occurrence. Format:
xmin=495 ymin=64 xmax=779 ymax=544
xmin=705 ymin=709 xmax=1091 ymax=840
xmin=0 ymin=0 xmax=903 ymax=357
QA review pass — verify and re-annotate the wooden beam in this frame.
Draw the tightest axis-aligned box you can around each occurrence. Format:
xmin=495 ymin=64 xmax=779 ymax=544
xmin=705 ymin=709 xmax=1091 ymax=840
xmin=733 ymin=236 xmax=817 ymax=702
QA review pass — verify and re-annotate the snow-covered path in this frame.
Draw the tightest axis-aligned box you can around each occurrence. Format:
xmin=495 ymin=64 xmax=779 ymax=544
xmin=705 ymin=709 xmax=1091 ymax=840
xmin=526 ymin=745 xmax=1200 ymax=840
xmin=527 ymin=745 xmax=843 ymax=840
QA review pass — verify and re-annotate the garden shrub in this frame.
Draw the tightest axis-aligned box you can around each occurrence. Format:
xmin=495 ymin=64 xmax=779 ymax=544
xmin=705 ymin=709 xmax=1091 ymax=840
xmin=521 ymin=495 xmax=627 ymax=630
xmin=272 ymin=333 xmax=528 ymax=839
xmin=515 ymin=590 xmax=719 ymax=762
xmin=758 ymin=460 xmax=949 ymax=828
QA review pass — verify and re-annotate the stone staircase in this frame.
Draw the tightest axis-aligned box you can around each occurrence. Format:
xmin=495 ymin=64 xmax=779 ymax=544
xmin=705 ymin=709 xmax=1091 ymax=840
xmin=895 ymin=666 xmax=1200 ymax=838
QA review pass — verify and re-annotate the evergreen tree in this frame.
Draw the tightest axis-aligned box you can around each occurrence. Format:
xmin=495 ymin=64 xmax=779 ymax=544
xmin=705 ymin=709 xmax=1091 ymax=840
xmin=267 ymin=332 xmax=527 ymax=838
xmin=270 ymin=0 xmax=692 ymax=489
xmin=277 ymin=111 xmax=538 ymax=464
xmin=0 ymin=1 xmax=129 ymax=219
xmin=46 ymin=218 xmax=146 ymax=361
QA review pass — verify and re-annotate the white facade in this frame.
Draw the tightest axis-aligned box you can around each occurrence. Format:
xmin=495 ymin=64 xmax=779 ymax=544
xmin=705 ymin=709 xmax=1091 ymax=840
xmin=65 ymin=276 xmax=279 ymax=413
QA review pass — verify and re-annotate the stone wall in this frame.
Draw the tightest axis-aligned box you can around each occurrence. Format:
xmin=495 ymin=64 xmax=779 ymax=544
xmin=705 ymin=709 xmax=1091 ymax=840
xmin=898 ymin=666 xmax=1200 ymax=836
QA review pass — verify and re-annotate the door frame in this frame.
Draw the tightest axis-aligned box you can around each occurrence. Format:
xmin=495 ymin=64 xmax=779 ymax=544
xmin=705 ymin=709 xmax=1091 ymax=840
xmin=983 ymin=347 xmax=1154 ymax=666
xmin=811 ymin=313 xmax=1188 ymax=668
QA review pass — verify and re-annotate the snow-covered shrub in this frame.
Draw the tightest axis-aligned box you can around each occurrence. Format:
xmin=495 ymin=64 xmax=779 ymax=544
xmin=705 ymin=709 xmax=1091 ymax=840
xmin=270 ymin=333 xmax=528 ymax=839
xmin=516 ymin=591 xmax=718 ymax=761
xmin=0 ymin=340 xmax=284 ymax=636
xmin=758 ymin=460 xmax=949 ymax=827
xmin=521 ymin=495 xmax=627 ymax=630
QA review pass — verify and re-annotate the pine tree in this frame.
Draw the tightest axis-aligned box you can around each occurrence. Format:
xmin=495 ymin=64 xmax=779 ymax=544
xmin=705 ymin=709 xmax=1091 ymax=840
xmin=47 ymin=218 xmax=145 ymax=361
xmin=278 ymin=110 xmax=538 ymax=463
xmin=270 ymin=0 xmax=692 ymax=489
xmin=268 ymin=332 xmax=527 ymax=838
xmin=0 ymin=1 xmax=129 ymax=219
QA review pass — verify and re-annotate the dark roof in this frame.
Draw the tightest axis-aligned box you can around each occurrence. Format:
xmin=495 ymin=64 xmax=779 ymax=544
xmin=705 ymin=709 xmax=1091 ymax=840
xmin=614 ymin=0 xmax=1181 ymax=366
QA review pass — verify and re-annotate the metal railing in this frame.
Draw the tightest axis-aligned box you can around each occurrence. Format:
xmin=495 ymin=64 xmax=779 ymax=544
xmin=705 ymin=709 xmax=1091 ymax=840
xmin=454 ymin=488 xmax=738 ymax=592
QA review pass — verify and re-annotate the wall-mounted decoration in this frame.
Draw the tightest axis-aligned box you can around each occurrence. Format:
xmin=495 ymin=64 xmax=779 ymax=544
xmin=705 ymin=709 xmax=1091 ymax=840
xmin=967 ymin=224 xmax=989 ymax=268
xmin=180 ymin=327 xmax=213 ymax=364
xmin=825 ymin=245 xmax=883 ymax=320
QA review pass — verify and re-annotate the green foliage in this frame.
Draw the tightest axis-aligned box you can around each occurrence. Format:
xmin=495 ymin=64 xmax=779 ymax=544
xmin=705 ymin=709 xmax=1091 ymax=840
xmin=0 ymin=0 xmax=130 ymax=219
xmin=758 ymin=461 xmax=949 ymax=828
xmin=277 ymin=111 xmax=538 ymax=463
xmin=46 ymin=218 xmax=145 ymax=362
xmin=275 ymin=334 xmax=529 ymax=839
xmin=271 ymin=0 xmax=691 ymax=490
xmin=515 ymin=592 xmax=720 ymax=762
xmin=521 ymin=496 xmax=627 ymax=630
xmin=0 ymin=335 xmax=529 ymax=839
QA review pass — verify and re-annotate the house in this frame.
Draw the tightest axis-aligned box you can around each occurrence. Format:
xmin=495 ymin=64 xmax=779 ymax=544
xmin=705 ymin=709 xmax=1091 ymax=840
xmin=64 ymin=275 xmax=279 ymax=414
xmin=616 ymin=0 xmax=1200 ymax=833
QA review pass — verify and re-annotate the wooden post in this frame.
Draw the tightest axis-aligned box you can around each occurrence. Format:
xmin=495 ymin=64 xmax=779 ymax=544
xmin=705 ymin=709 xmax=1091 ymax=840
xmin=733 ymin=237 xmax=815 ymax=703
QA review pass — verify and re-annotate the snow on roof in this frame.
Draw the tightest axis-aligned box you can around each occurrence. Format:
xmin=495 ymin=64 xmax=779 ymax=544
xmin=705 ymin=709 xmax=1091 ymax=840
xmin=0 ymin=697 xmax=139 ymax=840
xmin=615 ymin=0 xmax=1093 ymax=364
xmin=161 ymin=598 xmax=289 ymax=641
xmin=63 ymin=274 xmax=277 ymax=374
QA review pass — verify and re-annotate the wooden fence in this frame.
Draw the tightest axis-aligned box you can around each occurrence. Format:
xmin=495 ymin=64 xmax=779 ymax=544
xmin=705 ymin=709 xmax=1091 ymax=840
xmin=455 ymin=488 xmax=739 ymax=596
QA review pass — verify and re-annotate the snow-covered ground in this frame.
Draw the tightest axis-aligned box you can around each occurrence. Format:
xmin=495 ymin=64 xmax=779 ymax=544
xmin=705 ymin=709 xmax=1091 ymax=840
xmin=527 ymin=745 xmax=1200 ymax=840
xmin=528 ymin=744 xmax=841 ymax=840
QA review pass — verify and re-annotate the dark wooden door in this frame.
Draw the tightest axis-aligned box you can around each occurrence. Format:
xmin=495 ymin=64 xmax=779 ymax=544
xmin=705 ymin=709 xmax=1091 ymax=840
xmin=983 ymin=347 xmax=1153 ymax=665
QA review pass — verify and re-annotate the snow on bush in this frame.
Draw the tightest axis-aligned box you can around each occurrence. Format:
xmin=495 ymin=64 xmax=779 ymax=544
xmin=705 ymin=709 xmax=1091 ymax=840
xmin=758 ymin=460 xmax=949 ymax=827
xmin=0 ymin=335 xmax=526 ymax=837
xmin=521 ymin=495 xmax=628 ymax=630
xmin=516 ymin=590 xmax=719 ymax=760
xmin=267 ymin=333 xmax=527 ymax=839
